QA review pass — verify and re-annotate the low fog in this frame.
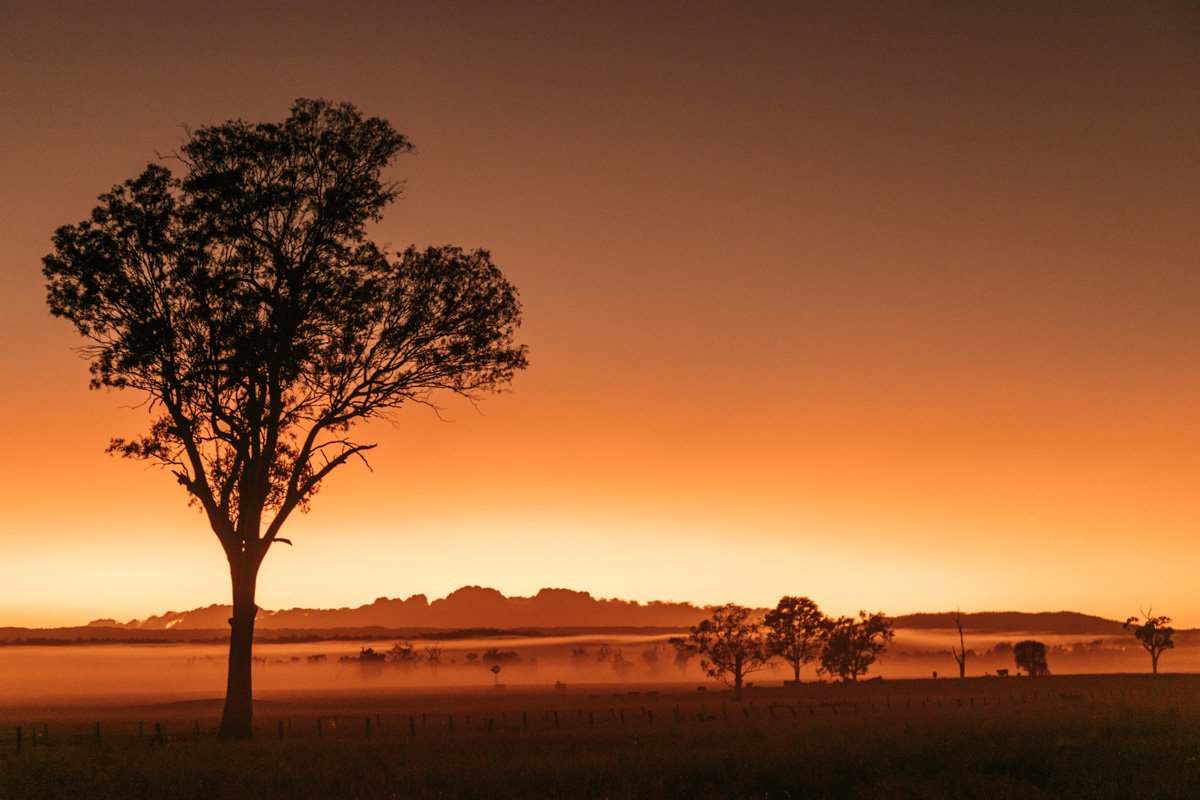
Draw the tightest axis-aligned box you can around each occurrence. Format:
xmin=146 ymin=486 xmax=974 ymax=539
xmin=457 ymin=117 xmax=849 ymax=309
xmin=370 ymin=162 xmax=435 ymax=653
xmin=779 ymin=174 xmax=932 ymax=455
xmin=1 ymin=630 xmax=1193 ymax=707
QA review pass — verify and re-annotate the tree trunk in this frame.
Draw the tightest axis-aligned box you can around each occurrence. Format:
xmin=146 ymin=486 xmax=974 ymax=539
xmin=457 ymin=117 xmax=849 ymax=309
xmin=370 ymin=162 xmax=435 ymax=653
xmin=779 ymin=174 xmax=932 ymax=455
xmin=958 ymin=658 xmax=966 ymax=679
xmin=1151 ymin=652 xmax=1159 ymax=675
xmin=792 ymin=655 xmax=801 ymax=683
xmin=218 ymin=557 xmax=260 ymax=740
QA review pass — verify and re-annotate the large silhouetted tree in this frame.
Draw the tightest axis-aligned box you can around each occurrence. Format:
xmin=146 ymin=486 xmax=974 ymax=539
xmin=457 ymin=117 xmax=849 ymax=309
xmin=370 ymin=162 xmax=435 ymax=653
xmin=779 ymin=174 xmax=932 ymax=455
xmin=1124 ymin=611 xmax=1174 ymax=675
xmin=763 ymin=595 xmax=826 ymax=683
xmin=43 ymin=99 xmax=527 ymax=739
xmin=674 ymin=604 xmax=770 ymax=698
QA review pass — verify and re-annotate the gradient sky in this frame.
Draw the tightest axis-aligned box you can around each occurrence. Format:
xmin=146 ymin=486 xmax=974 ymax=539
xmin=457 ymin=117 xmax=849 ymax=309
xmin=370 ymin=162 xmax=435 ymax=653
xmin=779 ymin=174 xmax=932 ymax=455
xmin=1 ymin=2 xmax=1197 ymax=627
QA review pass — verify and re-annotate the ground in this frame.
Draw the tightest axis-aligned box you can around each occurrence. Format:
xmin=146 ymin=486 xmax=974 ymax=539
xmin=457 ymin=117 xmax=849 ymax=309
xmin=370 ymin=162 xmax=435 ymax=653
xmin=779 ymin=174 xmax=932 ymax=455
xmin=2 ymin=674 xmax=1198 ymax=799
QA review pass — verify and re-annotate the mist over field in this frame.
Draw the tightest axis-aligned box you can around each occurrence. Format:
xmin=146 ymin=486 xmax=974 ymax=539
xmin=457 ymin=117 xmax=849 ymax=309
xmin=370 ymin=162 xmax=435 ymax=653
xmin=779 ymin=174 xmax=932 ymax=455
xmin=2 ymin=627 xmax=1194 ymax=709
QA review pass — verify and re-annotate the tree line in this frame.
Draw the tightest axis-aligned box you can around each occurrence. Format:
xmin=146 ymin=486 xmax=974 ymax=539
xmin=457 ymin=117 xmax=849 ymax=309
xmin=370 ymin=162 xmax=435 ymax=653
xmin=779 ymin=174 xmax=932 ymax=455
xmin=952 ymin=608 xmax=1175 ymax=679
xmin=673 ymin=602 xmax=1178 ymax=697
xmin=669 ymin=597 xmax=894 ymax=697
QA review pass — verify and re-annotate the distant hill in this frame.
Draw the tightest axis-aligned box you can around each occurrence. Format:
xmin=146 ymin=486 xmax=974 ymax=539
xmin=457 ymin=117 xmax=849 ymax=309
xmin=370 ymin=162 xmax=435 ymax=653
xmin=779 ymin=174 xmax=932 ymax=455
xmin=85 ymin=586 xmax=713 ymax=631
xmin=0 ymin=588 xmax=1168 ymax=645
xmin=891 ymin=611 xmax=1129 ymax=636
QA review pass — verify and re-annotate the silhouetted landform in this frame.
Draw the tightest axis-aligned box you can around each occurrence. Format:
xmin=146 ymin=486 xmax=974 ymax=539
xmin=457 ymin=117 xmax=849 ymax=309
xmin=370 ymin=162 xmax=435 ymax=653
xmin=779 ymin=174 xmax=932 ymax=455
xmin=2 ymin=588 xmax=1187 ymax=645
xmin=891 ymin=611 xmax=1129 ymax=635
xmin=87 ymin=587 xmax=713 ymax=631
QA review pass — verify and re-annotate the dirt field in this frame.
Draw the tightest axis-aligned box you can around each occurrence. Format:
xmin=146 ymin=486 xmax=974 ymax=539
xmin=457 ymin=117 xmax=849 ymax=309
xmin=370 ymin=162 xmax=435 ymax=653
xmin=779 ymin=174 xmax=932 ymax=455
xmin=2 ymin=673 xmax=1199 ymax=799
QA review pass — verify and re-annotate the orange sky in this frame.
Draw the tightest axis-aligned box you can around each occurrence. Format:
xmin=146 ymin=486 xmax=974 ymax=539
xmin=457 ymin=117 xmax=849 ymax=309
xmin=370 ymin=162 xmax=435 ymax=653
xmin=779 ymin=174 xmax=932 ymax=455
xmin=2 ymin=2 xmax=1198 ymax=627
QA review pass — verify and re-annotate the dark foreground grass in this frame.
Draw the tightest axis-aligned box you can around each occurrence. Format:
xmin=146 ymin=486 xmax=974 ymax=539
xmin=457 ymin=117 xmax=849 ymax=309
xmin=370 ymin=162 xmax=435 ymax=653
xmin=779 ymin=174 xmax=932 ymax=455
xmin=3 ymin=674 xmax=1199 ymax=799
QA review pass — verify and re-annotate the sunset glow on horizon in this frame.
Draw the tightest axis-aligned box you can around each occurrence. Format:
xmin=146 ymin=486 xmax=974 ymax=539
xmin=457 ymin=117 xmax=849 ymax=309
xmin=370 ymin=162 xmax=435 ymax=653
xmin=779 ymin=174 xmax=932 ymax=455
xmin=2 ymin=3 xmax=1198 ymax=628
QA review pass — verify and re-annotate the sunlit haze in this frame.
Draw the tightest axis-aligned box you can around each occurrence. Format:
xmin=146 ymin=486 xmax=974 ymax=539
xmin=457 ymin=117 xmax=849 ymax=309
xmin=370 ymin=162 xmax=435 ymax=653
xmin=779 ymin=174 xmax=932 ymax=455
xmin=1 ymin=3 xmax=1197 ymax=627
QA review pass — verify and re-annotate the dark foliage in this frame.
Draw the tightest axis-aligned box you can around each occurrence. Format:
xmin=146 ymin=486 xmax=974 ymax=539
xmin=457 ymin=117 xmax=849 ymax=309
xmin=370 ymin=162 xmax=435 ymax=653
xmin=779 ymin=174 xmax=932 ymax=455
xmin=43 ymin=99 xmax=527 ymax=737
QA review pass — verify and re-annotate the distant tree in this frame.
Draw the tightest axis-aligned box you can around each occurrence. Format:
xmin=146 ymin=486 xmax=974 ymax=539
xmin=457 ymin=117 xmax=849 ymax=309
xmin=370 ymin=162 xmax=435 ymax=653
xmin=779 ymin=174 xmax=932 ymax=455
xmin=482 ymin=648 xmax=521 ymax=666
xmin=341 ymin=646 xmax=386 ymax=674
xmin=357 ymin=646 xmax=386 ymax=663
xmin=667 ymin=636 xmax=694 ymax=677
xmin=640 ymin=644 xmax=664 ymax=674
xmin=387 ymin=641 xmax=423 ymax=667
xmin=595 ymin=645 xmax=613 ymax=663
xmin=611 ymin=649 xmax=634 ymax=680
xmin=950 ymin=607 xmax=967 ymax=679
xmin=424 ymin=643 xmax=444 ymax=674
xmin=1124 ymin=611 xmax=1174 ymax=675
xmin=1013 ymin=640 xmax=1049 ymax=676
xmin=763 ymin=596 xmax=827 ymax=683
xmin=42 ymin=99 xmax=527 ymax=739
xmin=675 ymin=604 xmax=770 ymax=698
xmin=819 ymin=612 xmax=894 ymax=682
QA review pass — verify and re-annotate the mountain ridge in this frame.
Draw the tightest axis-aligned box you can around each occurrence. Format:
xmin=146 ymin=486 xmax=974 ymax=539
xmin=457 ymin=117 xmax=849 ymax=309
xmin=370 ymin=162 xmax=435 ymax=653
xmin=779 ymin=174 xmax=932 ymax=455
xmin=79 ymin=586 xmax=1142 ymax=636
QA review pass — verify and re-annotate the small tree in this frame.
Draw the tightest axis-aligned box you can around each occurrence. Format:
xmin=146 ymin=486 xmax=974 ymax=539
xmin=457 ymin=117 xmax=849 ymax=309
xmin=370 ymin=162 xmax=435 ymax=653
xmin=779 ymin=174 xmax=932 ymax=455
xmin=640 ymin=644 xmax=664 ymax=675
xmin=819 ymin=611 xmax=894 ymax=682
xmin=950 ymin=607 xmax=967 ymax=679
xmin=763 ymin=595 xmax=826 ymax=683
xmin=387 ymin=642 xmax=423 ymax=668
xmin=424 ymin=644 xmax=444 ymax=676
xmin=1124 ymin=611 xmax=1174 ymax=675
xmin=667 ymin=636 xmax=694 ymax=677
xmin=611 ymin=650 xmax=634 ymax=680
xmin=676 ymin=604 xmax=770 ymax=698
xmin=1013 ymin=640 xmax=1049 ymax=676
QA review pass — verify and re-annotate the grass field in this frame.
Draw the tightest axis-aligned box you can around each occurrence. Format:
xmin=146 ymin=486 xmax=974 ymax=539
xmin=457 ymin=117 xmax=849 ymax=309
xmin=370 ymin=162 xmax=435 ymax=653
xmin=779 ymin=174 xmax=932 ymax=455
xmin=2 ymin=674 xmax=1198 ymax=799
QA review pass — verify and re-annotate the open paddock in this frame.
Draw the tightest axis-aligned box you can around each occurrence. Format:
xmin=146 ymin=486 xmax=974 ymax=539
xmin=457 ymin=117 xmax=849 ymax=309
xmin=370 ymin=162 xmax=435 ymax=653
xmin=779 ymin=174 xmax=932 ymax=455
xmin=2 ymin=674 xmax=1199 ymax=798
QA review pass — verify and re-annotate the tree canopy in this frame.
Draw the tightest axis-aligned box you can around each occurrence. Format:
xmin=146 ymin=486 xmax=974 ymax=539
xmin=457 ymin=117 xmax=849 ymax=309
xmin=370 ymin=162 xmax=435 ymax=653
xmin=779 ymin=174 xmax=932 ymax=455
xmin=1013 ymin=640 xmax=1049 ymax=677
xmin=818 ymin=611 xmax=894 ymax=682
xmin=763 ymin=595 xmax=827 ymax=683
xmin=672 ymin=604 xmax=770 ymax=697
xmin=44 ymin=98 xmax=527 ymax=562
xmin=1124 ymin=612 xmax=1174 ymax=675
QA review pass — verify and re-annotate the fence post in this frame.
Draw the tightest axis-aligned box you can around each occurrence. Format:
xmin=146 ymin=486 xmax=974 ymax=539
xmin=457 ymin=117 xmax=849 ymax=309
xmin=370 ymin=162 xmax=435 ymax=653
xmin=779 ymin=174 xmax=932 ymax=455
xmin=279 ymin=721 xmax=285 ymax=740
xmin=365 ymin=717 xmax=372 ymax=737
xmin=553 ymin=710 xmax=560 ymax=729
